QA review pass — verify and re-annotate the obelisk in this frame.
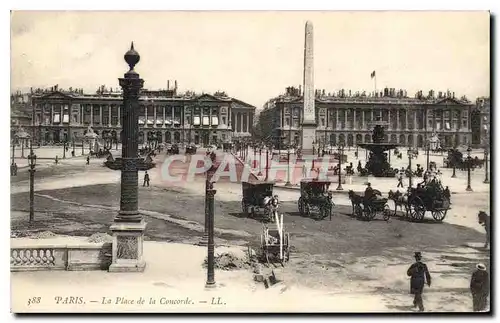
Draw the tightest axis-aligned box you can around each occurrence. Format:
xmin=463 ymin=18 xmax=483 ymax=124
xmin=301 ymin=21 xmax=316 ymax=156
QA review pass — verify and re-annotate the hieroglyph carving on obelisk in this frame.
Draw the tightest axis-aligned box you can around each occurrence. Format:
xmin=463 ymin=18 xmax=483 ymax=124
xmin=303 ymin=20 xmax=315 ymax=124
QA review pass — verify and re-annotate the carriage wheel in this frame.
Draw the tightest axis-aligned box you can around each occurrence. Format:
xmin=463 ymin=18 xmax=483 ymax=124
xmin=304 ymin=204 xmax=311 ymax=217
xmin=432 ymin=209 xmax=447 ymax=222
xmin=383 ymin=204 xmax=391 ymax=221
xmin=354 ymin=204 xmax=363 ymax=219
xmin=298 ymin=197 xmax=304 ymax=216
xmin=320 ymin=206 xmax=329 ymax=220
xmin=366 ymin=205 xmax=377 ymax=221
xmin=241 ymin=201 xmax=248 ymax=216
xmin=410 ymin=197 xmax=426 ymax=222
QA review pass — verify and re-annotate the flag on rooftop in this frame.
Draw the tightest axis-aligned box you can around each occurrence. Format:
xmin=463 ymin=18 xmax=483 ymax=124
xmin=370 ymin=71 xmax=376 ymax=78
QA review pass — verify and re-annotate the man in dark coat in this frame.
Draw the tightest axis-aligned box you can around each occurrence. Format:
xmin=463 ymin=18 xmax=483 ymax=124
xmin=470 ymin=263 xmax=489 ymax=312
xmin=407 ymin=251 xmax=431 ymax=312
xmin=143 ymin=171 xmax=150 ymax=187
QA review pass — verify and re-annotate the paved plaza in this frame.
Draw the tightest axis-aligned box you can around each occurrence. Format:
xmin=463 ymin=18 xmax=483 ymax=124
xmin=10 ymin=146 xmax=491 ymax=312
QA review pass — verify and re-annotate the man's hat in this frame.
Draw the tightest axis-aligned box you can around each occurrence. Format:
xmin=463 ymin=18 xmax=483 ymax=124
xmin=366 ymin=182 xmax=371 ymax=186
xmin=476 ymin=263 xmax=487 ymax=271
xmin=414 ymin=252 xmax=422 ymax=259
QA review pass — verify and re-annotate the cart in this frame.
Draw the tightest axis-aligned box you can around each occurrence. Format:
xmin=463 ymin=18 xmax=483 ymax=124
xmin=260 ymin=215 xmax=290 ymax=265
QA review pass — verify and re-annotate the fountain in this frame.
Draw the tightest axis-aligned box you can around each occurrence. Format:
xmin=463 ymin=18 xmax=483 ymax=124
xmin=357 ymin=117 xmax=398 ymax=177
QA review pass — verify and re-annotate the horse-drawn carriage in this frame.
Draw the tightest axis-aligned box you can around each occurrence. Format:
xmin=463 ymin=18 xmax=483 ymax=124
xmin=185 ymin=144 xmax=197 ymax=155
xmin=348 ymin=190 xmax=392 ymax=221
xmin=297 ymin=179 xmax=335 ymax=220
xmin=406 ymin=181 xmax=450 ymax=222
xmin=260 ymin=214 xmax=290 ymax=265
xmin=241 ymin=181 xmax=279 ymax=222
xmin=389 ymin=180 xmax=451 ymax=222
xmin=167 ymin=144 xmax=179 ymax=155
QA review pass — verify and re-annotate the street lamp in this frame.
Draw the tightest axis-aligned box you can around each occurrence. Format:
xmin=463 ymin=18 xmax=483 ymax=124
xmin=27 ymin=141 xmax=37 ymax=223
xmin=11 ymin=139 xmax=15 ymax=165
xmin=466 ymin=147 xmax=473 ymax=192
xmin=483 ymin=124 xmax=489 ymax=184
xmin=336 ymin=144 xmax=344 ymax=191
xmin=407 ymin=148 xmax=418 ymax=188
xmin=264 ymin=148 xmax=270 ymax=181
xmin=258 ymin=147 xmax=263 ymax=176
xmin=426 ymin=141 xmax=430 ymax=171
xmin=62 ymin=140 xmax=67 ymax=159
xmin=451 ymin=148 xmax=457 ymax=178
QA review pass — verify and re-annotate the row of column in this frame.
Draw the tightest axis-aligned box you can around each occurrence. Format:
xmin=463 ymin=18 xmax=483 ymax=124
xmin=233 ymin=112 xmax=251 ymax=133
xmin=320 ymin=108 xmax=464 ymax=131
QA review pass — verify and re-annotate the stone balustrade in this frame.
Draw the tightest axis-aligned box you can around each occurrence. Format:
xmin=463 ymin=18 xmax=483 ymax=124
xmin=10 ymin=243 xmax=112 ymax=272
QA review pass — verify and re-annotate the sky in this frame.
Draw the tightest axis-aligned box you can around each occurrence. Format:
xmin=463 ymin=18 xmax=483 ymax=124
xmin=10 ymin=11 xmax=490 ymax=109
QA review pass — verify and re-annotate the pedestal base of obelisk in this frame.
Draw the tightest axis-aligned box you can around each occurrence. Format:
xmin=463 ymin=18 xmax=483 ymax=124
xmin=108 ymin=220 xmax=146 ymax=272
xmin=301 ymin=124 xmax=317 ymax=157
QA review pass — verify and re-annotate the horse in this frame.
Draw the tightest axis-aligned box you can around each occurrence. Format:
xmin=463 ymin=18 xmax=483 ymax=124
xmin=388 ymin=190 xmax=408 ymax=216
xmin=348 ymin=190 xmax=363 ymax=216
xmin=478 ymin=211 xmax=490 ymax=248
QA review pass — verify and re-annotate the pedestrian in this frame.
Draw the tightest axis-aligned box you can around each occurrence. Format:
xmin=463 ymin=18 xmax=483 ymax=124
xmin=478 ymin=211 xmax=490 ymax=248
xmin=302 ymin=163 xmax=307 ymax=178
xmin=470 ymin=263 xmax=489 ymax=312
xmin=55 ymin=155 xmax=59 ymax=165
xmin=143 ymin=171 xmax=150 ymax=187
xmin=397 ymin=172 xmax=404 ymax=188
xmin=407 ymin=251 xmax=431 ymax=312
xmin=13 ymin=163 xmax=18 ymax=176
xmin=86 ymin=155 xmax=90 ymax=165
xmin=71 ymin=150 xmax=75 ymax=157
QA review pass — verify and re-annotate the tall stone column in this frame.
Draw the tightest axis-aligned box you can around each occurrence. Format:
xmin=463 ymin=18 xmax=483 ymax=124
xmin=90 ymin=105 xmax=94 ymax=126
xmin=153 ymin=105 xmax=157 ymax=128
xmin=109 ymin=42 xmax=146 ymax=273
xmin=397 ymin=110 xmax=400 ymax=130
xmin=163 ymin=106 xmax=166 ymax=128
xmin=99 ymin=105 xmax=103 ymax=126
xmin=117 ymin=105 xmax=121 ymax=127
xmin=301 ymin=21 xmax=316 ymax=155
xmin=144 ymin=105 xmax=148 ymax=128
xmin=109 ymin=105 xmax=112 ymax=127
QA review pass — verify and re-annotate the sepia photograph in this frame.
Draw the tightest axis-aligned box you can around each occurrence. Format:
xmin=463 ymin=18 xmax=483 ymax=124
xmin=9 ymin=10 xmax=491 ymax=313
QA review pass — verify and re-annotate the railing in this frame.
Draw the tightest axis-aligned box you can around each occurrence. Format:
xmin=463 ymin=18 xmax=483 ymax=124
xmin=10 ymin=243 xmax=112 ymax=272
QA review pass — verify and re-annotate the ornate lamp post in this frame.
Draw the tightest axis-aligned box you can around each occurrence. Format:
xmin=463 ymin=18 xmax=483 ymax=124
xmin=264 ymin=148 xmax=270 ymax=181
xmin=483 ymin=124 xmax=489 ymax=184
xmin=258 ymin=147 xmax=263 ymax=176
xmin=62 ymin=140 xmax=67 ymax=159
xmin=203 ymin=155 xmax=218 ymax=288
xmin=451 ymin=150 xmax=457 ymax=178
xmin=336 ymin=144 xmax=344 ymax=191
xmin=11 ymin=139 xmax=15 ymax=165
xmin=426 ymin=140 xmax=430 ymax=171
xmin=106 ymin=43 xmax=154 ymax=272
xmin=27 ymin=141 xmax=37 ymax=223
xmin=407 ymin=148 xmax=418 ymax=188
xmin=253 ymin=143 xmax=257 ymax=169
xmin=466 ymin=147 xmax=473 ymax=192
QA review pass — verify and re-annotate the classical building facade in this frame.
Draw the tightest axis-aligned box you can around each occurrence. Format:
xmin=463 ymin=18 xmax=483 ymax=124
xmin=260 ymin=86 xmax=475 ymax=149
xmin=11 ymin=91 xmax=33 ymax=138
xmin=471 ymin=97 xmax=490 ymax=147
xmin=29 ymin=84 xmax=255 ymax=146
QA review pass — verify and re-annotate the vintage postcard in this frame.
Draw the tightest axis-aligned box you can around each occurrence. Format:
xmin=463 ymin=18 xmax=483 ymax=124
xmin=10 ymin=11 xmax=490 ymax=313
